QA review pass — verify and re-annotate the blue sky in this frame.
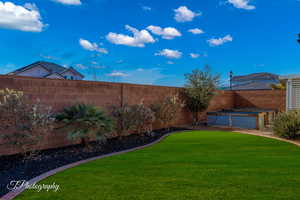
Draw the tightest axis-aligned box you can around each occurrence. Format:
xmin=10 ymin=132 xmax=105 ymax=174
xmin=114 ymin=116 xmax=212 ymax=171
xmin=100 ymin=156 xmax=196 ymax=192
xmin=0 ymin=0 xmax=299 ymax=86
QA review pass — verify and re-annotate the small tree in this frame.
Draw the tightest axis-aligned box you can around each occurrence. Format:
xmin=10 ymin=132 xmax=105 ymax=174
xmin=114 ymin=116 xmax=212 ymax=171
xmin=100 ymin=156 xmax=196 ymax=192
xmin=183 ymin=66 xmax=220 ymax=124
xmin=55 ymin=104 xmax=114 ymax=149
xmin=111 ymin=104 xmax=138 ymax=138
xmin=0 ymin=89 xmax=54 ymax=159
xmin=151 ymin=96 xmax=181 ymax=130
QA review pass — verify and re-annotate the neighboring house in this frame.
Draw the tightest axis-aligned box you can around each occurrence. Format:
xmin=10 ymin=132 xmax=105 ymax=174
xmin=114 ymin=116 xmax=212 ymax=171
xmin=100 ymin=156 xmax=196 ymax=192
xmin=7 ymin=61 xmax=84 ymax=80
xmin=229 ymin=72 xmax=279 ymax=90
xmin=280 ymin=74 xmax=300 ymax=110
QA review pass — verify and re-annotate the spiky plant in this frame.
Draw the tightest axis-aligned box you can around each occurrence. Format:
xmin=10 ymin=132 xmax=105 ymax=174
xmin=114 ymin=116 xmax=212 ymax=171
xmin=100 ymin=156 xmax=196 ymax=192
xmin=56 ymin=104 xmax=114 ymax=148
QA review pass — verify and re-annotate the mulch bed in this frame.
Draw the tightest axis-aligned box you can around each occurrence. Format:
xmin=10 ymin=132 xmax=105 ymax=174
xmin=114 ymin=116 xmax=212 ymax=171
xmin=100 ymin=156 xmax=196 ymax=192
xmin=0 ymin=128 xmax=187 ymax=197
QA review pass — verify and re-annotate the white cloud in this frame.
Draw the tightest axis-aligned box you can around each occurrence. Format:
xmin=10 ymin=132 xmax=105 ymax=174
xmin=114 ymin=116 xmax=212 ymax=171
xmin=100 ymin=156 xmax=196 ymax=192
xmin=106 ymin=71 xmax=129 ymax=77
xmin=91 ymin=61 xmax=97 ymax=65
xmin=119 ymin=68 xmax=166 ymax=85
xmin=228 ymin=0 xmax=255 ymax=10
xmin=106 ymin=25 xmax=155 ymax=47
xmin=0 ymin=1 xmax=45 ymax=32
xmin=79 ymin=38 xmax=108 ymax=54
xmin=53 ymin=0 xmax=82 ymax=5
xmin=93 ymin=65 xmax=106 ymax=69
xmin=207 ymin=35 xmax=233 ymax=46
xmin=155 ymin=49 xmax=182 ymax=59
xmin=116 ymin=60 xmax=124 ymax=63
xmin=190 ymin=53 xmax=200 ymax=58
xmin=40 ymin=54 xmax=57 ymax=60
xmin=167 ymin=61 xmax=175 ymax=65
xmin=142 ymin=6 xmax=151 ymax=11
xmin=75 ymin=64 xmax=88 ymax=69
xmin=174 ymin=6 xmax=201 ymax=22
xmin=147 ymin=25 xmax=181 ymax=40
xmin=188 ymin=28 xmax=204 ymax=34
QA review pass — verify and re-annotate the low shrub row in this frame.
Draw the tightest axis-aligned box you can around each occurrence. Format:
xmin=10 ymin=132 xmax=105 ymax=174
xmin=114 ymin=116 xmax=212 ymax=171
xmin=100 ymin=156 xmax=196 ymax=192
xmin=0 ymin=88 xmax=181 ymax=158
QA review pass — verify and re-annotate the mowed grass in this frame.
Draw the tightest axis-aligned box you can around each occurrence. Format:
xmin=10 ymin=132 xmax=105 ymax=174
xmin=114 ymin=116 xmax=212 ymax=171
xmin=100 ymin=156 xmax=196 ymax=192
xmin=16 ymin=131 xmax=300 ymax=200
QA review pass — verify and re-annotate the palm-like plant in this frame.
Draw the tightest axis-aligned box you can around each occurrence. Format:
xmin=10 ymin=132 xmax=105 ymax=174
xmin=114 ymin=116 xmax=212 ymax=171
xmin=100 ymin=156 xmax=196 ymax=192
xmin=56 ymin=104 xmax=114 ymax=148
xmin=271 ymin=80 xmax=286 ymax=90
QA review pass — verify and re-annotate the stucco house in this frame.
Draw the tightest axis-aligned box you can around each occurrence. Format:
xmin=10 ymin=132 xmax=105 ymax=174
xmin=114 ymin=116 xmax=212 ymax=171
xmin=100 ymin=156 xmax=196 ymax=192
xmin=280 ymin=74 xmax=300 ymax=111
xmin=7 ymin=61 xmax=84 ymax=80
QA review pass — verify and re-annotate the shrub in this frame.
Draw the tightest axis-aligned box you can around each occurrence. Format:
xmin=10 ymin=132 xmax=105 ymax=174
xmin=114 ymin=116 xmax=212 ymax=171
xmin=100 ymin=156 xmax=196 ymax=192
xmin=56 ymin=104 xmax=114 ymax=148
xmin=112 ymin=103 xmax=155 ymax=136
xmin=183 ymin=65 xmax=220 ymax=124
xmin=111 ymin=104 xmax=138 ymax=138
xmin=151 ymin=96 xmax=181 ymax=130
xmin=131 ymin=104 xmax=155 ymax=135
xmin=0 ymin=89 xmax=54 ymax=158
xmin=273 ymin=111 xmax=300 ymax=139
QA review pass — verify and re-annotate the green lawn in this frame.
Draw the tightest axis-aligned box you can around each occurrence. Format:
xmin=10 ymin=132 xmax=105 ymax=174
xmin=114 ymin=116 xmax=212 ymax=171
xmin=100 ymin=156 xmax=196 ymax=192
xmin=16 ymin=131 xmax=300 ymax=200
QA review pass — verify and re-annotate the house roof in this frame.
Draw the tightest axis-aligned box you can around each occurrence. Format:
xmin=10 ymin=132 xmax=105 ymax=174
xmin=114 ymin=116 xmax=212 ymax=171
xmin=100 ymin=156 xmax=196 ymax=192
xmin=279 ymin=74 xmax=300 ymax=80
xmin=232 ymin=72 xmax=279 ymax=82
xmin=230 ymin=81 xmax=278 ymax=90
xmin=224 ymin=72 xmax=280 ymax=90
xmin=8 ymin=61 xmax=84 ymax=78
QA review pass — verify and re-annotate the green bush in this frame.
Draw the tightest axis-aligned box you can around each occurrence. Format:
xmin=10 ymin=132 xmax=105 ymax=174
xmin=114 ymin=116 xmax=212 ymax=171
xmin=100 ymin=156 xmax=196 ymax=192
xmin=273 ymin=111 xmax=300 ymax=139
xmin=56 ymin=104 xmax=114 ymax=148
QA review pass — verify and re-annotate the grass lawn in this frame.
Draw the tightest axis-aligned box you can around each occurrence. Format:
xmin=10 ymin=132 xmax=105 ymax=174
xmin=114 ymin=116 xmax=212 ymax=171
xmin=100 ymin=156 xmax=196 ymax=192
xmin=16 ymin=131 xmax=300 ymax=200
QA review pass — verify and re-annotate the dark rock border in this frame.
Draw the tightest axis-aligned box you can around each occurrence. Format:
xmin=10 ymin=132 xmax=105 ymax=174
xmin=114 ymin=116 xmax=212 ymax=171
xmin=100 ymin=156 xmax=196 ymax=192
xmin=0 ymin=128 xmax=188 ymax=199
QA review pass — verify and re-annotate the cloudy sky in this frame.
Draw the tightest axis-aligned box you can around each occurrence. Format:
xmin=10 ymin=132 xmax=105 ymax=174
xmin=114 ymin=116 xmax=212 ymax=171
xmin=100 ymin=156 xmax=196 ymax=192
xmin=0 ymin=0 xmax=299 ymax=86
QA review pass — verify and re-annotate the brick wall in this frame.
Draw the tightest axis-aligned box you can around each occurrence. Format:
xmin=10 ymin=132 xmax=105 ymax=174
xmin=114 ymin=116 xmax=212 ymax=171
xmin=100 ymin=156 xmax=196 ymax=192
xmin=0 ymin=75 xmax=285 ymax=155
xmin=234 ymin=90 xmax=286 ymax=111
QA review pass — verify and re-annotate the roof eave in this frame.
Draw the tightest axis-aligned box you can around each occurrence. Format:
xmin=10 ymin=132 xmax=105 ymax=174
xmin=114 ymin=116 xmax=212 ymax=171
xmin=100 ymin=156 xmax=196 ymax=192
xmin=279 ymin=74 xmax=300 ymax=80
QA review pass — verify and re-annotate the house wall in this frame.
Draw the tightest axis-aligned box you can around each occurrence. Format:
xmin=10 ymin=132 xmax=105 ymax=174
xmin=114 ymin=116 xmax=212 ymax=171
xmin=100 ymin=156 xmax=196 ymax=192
xmin=0 ymin=75 xmax=285 ymax=155
xmin=46 ymin=73 xmax=64 ymax=79
xmin=61 ymin=70 xmax=83 ymax=80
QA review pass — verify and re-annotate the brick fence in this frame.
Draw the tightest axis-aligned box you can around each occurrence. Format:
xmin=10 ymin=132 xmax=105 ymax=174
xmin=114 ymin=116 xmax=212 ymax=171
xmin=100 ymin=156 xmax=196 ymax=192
xmin=234 ymin=90 xmax=286 ymax=111
xmin=0 ymin=75 xmax=285 ymax=155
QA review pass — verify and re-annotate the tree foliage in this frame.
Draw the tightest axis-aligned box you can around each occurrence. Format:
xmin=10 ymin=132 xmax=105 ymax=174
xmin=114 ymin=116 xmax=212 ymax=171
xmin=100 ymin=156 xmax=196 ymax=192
xmin=183 ymin=66 xmax=220 ymax=123
xmin=271 ymin=80 xmax=286 ymax=90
